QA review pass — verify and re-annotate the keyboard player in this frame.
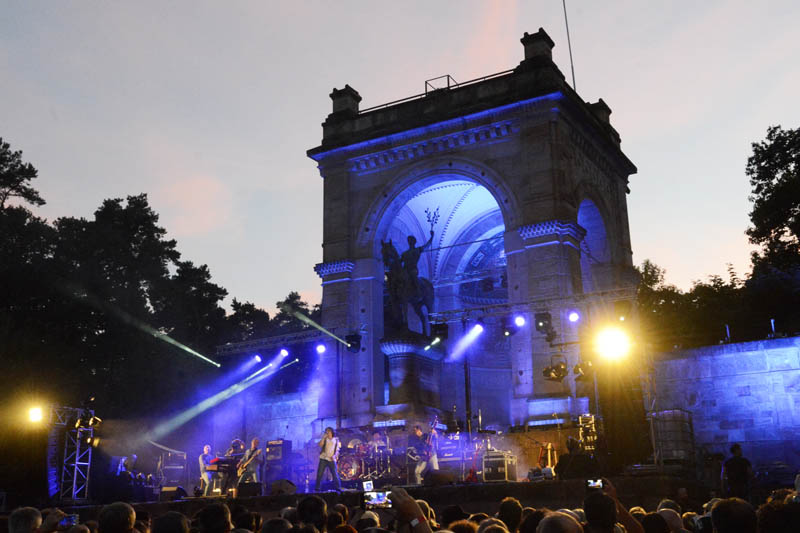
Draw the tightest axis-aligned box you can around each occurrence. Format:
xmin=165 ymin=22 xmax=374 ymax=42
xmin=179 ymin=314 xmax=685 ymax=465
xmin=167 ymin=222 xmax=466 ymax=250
xmin=199 ymin=444 xmax=215 ymax=496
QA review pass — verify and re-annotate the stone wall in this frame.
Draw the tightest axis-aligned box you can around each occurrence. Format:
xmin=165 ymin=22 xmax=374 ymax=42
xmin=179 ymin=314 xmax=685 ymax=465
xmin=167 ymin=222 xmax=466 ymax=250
xmin=654 ymin=336 xmax=800 ymax=471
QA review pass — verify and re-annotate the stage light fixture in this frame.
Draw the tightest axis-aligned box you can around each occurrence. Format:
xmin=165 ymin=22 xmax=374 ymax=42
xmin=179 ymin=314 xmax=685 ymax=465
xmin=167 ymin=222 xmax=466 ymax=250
xmin=315 ymin=344 xmax=327 ymax=354
xmin=594 ymin=326 xmax=631 ymax=361
xmin=514 ymin=315 xmax=526 ymax=327
xmin=473 ymin=319 xmax=485 ymax=334
xmin=542 ymin=361 xmax=568 ymax=382
xmin=345 ymin=334 xmax=362 ymax=353
xmin=568 ymin=311 xmax=580 ymax=323
xmin=29 ymin=406 xmax=43 ymax=423
xmin=534 ymin=312 xmax=558 ymax=343
xmin=254 ymin=354 xmax=262 ymax=363
xmin=430 ymin=322 xmax=449 ymax=340
xmin=573 ymin=360 xmax=594 ymax=381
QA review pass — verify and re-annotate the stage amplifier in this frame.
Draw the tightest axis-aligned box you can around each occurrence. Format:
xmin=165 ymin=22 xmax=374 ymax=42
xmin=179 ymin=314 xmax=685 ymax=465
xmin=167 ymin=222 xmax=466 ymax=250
xmin=482 ymin=453 xmax=517 ymax=482
xmin=265 ymin=439 xmax=292 ymax=462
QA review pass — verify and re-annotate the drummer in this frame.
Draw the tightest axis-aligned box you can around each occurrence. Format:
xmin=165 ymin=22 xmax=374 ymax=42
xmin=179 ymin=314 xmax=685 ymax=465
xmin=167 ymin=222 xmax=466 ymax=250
xmin=368 ymin=431 xmax=388 ymax=454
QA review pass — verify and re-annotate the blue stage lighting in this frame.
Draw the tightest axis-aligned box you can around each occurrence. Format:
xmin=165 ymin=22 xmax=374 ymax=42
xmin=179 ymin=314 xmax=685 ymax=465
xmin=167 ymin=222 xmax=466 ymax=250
xmin=254 ymin=354 xmax=262 ymax=363
xmin=514 ymin=315 xmax=526 ymax=327
xmin=449 ymin=320 xmax=486 ymax=361
xmin=316 ymin=344 xmax=326 ymax=354
xmin=568 ymin=311 xmax=580 ymax=323
xmin=279 ymin=348 xmax=289 ymax=357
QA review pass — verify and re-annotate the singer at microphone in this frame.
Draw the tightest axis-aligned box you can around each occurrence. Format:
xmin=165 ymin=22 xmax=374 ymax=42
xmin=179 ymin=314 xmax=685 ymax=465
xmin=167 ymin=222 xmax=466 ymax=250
xmin=315 ymin=427 xmax=341 ymax=492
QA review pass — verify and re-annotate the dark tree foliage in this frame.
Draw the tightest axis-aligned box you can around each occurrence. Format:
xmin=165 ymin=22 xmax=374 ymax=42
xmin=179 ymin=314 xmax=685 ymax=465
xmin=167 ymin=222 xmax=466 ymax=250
xmin=0 ymin=139 xmax=300 ymax=420
xmin=270 ymin=291 xmax=322 ymax=334
xmin=0 ymin=137 xmax=44 ymax=208
xmin=225 ymin=299 xmax=272 ymax=342
xmin=746 ymin=125 xmax=800 ymax=271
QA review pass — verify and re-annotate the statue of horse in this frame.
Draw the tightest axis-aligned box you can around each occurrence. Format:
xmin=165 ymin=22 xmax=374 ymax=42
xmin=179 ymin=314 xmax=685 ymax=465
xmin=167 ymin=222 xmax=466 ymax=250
xmin=380 ymin=239 xmax=435 ymax=337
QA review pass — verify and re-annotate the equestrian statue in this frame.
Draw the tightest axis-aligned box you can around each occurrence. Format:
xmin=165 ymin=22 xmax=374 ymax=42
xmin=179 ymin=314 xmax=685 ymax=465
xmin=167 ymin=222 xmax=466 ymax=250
xmin=381 ymin=230 xmax=435 ymax=337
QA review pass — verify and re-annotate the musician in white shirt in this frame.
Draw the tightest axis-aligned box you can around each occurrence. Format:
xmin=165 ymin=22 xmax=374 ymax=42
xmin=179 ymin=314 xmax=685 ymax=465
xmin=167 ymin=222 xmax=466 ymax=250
xmin=315 ymin=427 xmax=341 ymax=492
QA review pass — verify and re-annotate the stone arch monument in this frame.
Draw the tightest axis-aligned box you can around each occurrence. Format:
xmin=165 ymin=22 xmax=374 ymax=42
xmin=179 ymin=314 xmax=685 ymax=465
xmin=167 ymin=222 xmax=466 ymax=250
xmin=307 ymin=28 xmax=638 ymax=434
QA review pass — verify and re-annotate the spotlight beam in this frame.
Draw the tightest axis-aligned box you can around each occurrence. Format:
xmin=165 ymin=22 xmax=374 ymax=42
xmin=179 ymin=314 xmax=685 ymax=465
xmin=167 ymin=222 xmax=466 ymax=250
xmin=447 ymin=324 xmax=485 ymax=362
xmin=278 ymin=303 xmax=350 ymax=348
xmin=145 ymin=354 xmax=293 ymax=441
xmin=59 ymin=281 xmax=221 ymax=367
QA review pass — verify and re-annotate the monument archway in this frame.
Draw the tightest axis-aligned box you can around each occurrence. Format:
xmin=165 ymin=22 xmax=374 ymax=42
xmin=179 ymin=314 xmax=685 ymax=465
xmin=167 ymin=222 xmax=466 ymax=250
xmin=307 ymin=28 xmax=639 ymax=433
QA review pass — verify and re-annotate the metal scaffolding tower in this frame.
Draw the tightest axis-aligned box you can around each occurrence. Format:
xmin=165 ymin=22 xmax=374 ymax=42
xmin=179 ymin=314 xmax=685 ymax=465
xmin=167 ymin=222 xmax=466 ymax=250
xmin=49 ymin=406 xmax=94 ymax=503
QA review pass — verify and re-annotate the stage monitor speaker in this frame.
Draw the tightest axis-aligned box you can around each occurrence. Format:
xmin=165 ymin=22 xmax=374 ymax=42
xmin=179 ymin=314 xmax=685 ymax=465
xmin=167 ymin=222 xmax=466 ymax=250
xmin=238 ymin=482 xmax=262 ymax=498
xmin=423 ymin=471 xmax=456 ymax=486
xmin=270 ymin=479 xmax=296 ymax=496
xmin=159 ymin=486 xmax=187 ymax=501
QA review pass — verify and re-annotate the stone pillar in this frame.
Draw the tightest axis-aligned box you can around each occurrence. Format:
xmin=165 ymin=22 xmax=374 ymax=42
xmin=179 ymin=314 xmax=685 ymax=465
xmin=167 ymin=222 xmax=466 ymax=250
xmin=506 ymin=220 xmax=585 ymax=424
xmin=313 ymin=257 xmax=385 ymax=431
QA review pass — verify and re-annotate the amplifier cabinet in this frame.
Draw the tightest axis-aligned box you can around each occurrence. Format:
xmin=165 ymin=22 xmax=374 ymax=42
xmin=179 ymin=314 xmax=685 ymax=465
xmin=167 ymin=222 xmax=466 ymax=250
xmin=265 ymin=439 xmax=292 ymax=462
xmin=482 ymin=454 xmax=517 ymax=482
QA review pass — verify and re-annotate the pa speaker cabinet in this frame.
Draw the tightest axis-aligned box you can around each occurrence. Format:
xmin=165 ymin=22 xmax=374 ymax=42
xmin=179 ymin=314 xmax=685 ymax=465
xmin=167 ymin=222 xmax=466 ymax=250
xmin=238 ymin=482 xmax=262 ymax=498
xmin=270 ymin=479 xmax=296 ymax=496
xmin=423 ymin=470 xmax=456 ymax=486
xmin=159 ymin=486 xmax=187 ymax=501
xmin=482 ymin=454 xmax=517 ymax=482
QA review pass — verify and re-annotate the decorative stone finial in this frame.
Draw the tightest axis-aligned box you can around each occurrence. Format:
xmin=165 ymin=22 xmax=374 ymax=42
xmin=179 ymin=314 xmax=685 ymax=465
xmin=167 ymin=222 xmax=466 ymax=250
xmin=330 ymin=84 xmax=362 ymax=114
xmin=589 ymin=99 xmax=612 ymax=124
xmin=520 ymin=28 xmax=555 ymax=61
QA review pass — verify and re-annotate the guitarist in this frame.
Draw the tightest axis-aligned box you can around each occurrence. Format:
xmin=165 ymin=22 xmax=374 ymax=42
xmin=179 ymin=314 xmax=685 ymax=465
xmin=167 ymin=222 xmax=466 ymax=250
xmin=237 ymin=437 xmax=264 ymax=485
xmin=315 ymin=427 xmax=342 ymax=492
xmin=408 ymin=424 xmax=439 ymax=484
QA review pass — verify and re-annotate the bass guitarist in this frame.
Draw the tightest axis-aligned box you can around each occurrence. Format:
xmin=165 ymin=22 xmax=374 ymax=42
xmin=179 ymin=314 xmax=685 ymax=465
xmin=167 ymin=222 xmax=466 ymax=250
xmin=407 ymin=423 xmax=439 ymax=484
xmin=237 ymin=437 xmax=263 ymax=485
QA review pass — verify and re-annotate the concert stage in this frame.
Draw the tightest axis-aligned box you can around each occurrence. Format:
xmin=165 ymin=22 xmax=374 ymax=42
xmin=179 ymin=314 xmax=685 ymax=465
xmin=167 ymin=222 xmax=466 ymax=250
xmin=59 ymin=476 xmax=706 ymax=522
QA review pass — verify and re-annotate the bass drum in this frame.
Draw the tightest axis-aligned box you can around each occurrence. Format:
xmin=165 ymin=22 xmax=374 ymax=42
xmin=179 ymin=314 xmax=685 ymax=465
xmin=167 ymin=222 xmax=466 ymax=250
xmin=337 ymin=454 xmax=363 ymax=481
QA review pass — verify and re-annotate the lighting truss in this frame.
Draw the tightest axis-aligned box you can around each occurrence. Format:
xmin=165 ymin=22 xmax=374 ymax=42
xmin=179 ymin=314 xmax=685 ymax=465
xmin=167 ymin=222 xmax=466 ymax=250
xmin=50 ymin=406 xmax=94 ymax=503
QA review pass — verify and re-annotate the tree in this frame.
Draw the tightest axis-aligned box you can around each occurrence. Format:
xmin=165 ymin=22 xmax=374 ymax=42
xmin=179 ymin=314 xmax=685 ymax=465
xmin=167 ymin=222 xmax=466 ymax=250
xmin=225 ymin=299 xmax=272 ymax=342
xmin=746 ymin=125 xmax=800 ymax=271
xmin=0 ymin=138 xmax=44 ymax=208
xmin=271 ymin=291 xmax=321 ymax=333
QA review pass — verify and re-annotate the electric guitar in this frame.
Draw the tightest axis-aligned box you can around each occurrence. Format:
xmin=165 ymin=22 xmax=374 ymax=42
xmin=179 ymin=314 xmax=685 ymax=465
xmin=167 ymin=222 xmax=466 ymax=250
xmin=237 ymin=448 xmax=262 ymax=477
xmin=422 ymin=415 xmax=439 ymax=460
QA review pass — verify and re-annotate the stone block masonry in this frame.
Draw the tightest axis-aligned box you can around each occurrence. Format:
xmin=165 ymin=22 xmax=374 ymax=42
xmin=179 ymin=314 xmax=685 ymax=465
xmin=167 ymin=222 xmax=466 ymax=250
xmin=654 ymin=336 xmax=800 ymax=472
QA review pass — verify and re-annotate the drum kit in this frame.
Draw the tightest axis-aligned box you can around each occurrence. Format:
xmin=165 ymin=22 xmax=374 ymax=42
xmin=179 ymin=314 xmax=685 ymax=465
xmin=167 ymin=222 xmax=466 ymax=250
xmin=337 ymin=442 xmax=396 ymax=482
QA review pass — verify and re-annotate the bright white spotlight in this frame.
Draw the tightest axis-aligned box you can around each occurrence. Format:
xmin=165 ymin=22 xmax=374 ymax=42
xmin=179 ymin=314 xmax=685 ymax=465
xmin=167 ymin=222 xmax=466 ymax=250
xmin=594 ymin=327 xmax=631 ymax=361
xmin=514 ymin=315 xmax=526 ymax=327
xmin=254 ymin=354 xmax=262 ymax=363
xmin=568 ymin=311 xmax=580 ymax=323
xmin=448 ymin=321 xmax=486 ymax=361
xmin=316 ymin=344 xmax=326 ymax=354
xmin=279 ymin=348 xmax=289 ymax=357
xmin=29 ymin=406 xmax=43 ymax=423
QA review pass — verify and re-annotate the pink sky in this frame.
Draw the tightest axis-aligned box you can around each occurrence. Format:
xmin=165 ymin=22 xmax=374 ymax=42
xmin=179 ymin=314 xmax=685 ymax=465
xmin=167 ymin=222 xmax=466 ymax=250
xmin=2 ymin=0 xmax=798 ymax=313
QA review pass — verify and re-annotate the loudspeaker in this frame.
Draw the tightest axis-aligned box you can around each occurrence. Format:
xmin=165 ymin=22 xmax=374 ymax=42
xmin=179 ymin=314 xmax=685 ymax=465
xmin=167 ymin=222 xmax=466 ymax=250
xmin=270 ymin=479 xmax=297 ymax=496
xmin=159 ymin=486 xmax=187 ymax=501
xmin=238 ymin=482 xmax=262 ymax=498
xmin=423 ymin=471 xmax=456 ymax=486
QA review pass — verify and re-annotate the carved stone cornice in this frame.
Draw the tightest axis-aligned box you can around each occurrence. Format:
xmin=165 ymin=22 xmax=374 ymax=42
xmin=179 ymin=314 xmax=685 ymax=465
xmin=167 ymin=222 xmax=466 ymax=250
xmin=518 ymin=220 xmax=586 ymax=242
xmin=314 ymin=260 xmax=355 ymax=278
xmin=348 ymin=119 xmax=519 ymax=175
